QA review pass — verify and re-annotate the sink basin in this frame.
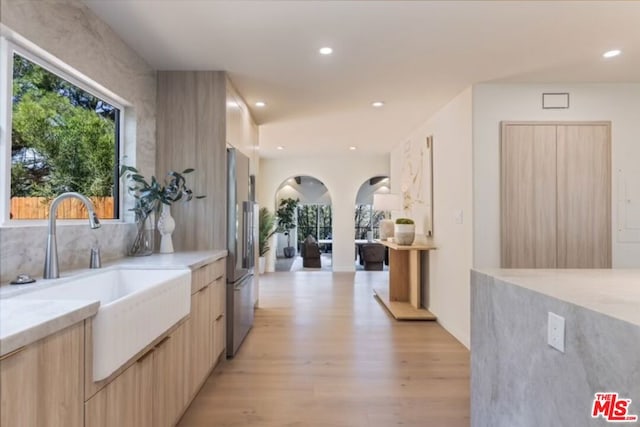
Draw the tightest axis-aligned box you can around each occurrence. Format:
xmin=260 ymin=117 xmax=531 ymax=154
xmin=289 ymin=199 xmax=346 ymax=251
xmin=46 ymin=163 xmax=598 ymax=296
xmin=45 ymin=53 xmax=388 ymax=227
xmin=14 ymin=267 xmax=191 ymax=381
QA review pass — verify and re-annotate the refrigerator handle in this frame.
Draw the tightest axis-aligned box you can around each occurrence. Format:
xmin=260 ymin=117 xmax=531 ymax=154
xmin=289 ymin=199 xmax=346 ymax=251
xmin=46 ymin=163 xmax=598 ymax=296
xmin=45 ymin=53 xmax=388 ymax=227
xmin=241 ymin=202 xmax=254 ymax=269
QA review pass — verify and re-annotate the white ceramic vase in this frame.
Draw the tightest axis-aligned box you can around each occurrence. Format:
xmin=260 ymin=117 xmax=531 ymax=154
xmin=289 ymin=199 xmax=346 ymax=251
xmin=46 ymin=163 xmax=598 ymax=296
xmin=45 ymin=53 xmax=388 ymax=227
xmin=394 ymin=223 xmax=415 ymax=246
xmin=379 ymin=219 xmax=395 ymax=241
xmin=157 ymin=203 xmax=175 ymax=253
xmin=258 ymin=256 xmax=266 ymax=274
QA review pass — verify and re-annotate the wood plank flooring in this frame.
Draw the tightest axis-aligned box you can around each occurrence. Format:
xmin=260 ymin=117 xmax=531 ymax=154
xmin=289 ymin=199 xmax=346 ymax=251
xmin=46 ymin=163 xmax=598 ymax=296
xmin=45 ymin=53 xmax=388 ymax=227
xmin=178 ymin=271 xmax=470 ymax=427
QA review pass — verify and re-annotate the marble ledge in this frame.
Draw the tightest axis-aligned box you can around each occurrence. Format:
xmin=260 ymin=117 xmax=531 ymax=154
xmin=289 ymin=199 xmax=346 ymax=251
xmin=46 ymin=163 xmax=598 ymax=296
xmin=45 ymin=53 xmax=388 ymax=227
xmin=1 ymin=249 xmax=228 ymax=297
xmin=473 ymin=268 xmax=640 ymax=328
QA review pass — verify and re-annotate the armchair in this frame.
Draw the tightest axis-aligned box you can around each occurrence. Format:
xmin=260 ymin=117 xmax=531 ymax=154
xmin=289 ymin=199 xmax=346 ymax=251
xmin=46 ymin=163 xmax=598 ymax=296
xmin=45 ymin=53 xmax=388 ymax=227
xmin=301 ymin=235 xmax=321 ymax=268
xmin=359 ymin=243 xmax=386 ymax=271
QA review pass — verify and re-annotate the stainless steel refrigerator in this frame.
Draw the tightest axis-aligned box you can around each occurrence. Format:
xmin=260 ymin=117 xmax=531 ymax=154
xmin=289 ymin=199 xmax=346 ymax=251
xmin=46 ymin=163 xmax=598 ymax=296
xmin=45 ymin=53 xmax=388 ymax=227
xmin=226 ymin=148 xmax=256 ymax=357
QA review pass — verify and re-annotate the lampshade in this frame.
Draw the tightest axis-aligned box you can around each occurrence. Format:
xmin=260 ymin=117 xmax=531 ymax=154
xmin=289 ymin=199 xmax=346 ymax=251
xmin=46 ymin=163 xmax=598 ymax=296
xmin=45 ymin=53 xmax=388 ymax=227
xmin=373 ymin=193 xmax=401 ymax=211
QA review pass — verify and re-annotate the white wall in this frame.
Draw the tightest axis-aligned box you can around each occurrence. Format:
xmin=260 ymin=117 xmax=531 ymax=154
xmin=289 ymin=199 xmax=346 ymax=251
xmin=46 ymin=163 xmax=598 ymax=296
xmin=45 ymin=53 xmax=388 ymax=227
xmin=277 ymin=177 xmax=331 ymax=205
xmin=473 ymin=83 xmax=640 ymax=268
xmin=0 ymin=0 xmax=156 ymax=282
xmin=390 ymin=87 xmax=473 ymax=348
xmin=258 ymin=154 xmax=389 ymax=272
xmin=355 ymin=177 xmax=390 ymax=205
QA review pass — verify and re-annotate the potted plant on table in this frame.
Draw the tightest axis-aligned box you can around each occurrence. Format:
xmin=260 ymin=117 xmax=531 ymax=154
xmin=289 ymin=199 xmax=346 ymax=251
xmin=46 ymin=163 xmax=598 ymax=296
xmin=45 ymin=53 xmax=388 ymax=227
xmin=258 ymin=207 xmax=277 ymax=274
xmin=276 ymin=197 xmax=299 ymax=258
xmin=394 ymin=218 xmax=415 ymax=246
xmin=120 ymin=165 xmax=204 ymax=256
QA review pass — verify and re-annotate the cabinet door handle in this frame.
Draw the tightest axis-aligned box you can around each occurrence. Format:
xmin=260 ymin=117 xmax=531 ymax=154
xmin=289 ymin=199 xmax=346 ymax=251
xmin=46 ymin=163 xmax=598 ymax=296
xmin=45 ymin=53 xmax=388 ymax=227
xmin=137 ymin=347 xmax=155 ymax=363
xmin=0 ymin=346 xmax=25 ymax=361
xmin=155 ymin=335 xmax=170 ymax=348
xmin=215 ymin=314 xmax=224 ymax=321
xmin=197 ymin=285 xmax=208 ymax=294
xmin=215 ymin=275 xmax=224 ymax=282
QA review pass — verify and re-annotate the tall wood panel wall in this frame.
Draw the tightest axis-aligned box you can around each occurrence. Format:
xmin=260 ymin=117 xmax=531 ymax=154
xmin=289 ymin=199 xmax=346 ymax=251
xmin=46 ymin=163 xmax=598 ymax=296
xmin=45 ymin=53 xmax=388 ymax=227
xmin=156 ymin=71 xmax=227 ymax=251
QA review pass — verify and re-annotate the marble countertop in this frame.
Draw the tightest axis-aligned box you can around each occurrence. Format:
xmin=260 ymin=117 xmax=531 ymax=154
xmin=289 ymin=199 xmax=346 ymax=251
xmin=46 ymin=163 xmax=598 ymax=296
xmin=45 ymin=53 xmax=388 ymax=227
xmin=0 ymin=250 xmax=226 ymax=357
xmin=474 ymin=268 xmax=640 ymax=327
xmin=0 ymin=299 xmax=100 ymax=357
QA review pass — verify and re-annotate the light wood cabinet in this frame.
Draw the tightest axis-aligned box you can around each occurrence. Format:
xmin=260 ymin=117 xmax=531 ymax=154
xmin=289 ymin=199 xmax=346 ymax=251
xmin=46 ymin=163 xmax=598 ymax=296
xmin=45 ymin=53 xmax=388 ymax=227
xmin=85 ymin=348 xmax=154 ymax=427
xmin=188 ymin=283 xmax=212 ymax=399
xmin=501 ymin=122 xmax=611 ymax=268
xmin=0 ymin=323 xmax=84 ymax=427
xmin=153 ymin=321 xmax=187 ymax=427
xmin=2 ymin=257 xmax=227 ymax=427
xmin=211 ymin=276 xmax=226 ymax=364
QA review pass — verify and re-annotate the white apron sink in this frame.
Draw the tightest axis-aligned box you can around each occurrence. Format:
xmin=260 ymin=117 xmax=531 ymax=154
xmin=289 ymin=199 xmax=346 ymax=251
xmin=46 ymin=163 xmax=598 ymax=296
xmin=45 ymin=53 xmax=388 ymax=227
xmin=14 ymin=267 xmax=191 ymax=381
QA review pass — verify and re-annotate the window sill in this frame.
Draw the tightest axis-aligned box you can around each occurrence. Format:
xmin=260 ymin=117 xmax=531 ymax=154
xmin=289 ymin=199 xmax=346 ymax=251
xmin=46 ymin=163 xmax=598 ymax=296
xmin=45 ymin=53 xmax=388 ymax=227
xmin=1 ymin=219 xmax=128 ymax=229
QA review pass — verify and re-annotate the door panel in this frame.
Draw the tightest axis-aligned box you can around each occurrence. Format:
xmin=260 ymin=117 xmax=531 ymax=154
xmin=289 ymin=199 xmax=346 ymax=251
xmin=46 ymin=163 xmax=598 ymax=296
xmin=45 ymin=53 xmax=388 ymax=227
xmin=501 ymin=124 xmax=557 ymax=268
xmin=556 ymin=124 xmax=611 ymax=268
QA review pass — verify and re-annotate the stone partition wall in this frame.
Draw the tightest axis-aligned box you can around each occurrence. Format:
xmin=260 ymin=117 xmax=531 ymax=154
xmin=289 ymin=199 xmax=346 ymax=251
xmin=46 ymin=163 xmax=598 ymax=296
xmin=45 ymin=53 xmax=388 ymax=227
xmin=471 ymin=270 xmax=640 ymax=427
xmin=0 ymin=0 xmax=156 ymax=282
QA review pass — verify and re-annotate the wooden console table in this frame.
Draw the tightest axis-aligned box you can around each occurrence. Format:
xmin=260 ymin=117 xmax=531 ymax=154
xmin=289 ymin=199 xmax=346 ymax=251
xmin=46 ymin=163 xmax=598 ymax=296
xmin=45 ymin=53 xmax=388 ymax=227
xmin=373 ymin=240 xmax=437 ymax=320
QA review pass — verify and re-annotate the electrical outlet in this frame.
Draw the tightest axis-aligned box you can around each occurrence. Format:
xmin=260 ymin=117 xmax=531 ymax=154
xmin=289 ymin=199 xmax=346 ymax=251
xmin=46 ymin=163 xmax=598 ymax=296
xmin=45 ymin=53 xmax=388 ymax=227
xmin=548 ymin=312 xmax=565 ymax=353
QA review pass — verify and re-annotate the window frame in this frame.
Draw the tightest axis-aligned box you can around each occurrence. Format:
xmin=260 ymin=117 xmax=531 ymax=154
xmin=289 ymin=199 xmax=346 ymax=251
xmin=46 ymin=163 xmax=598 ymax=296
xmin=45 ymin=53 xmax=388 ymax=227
xmin=0 ymin=31 xmax=127 ymax=225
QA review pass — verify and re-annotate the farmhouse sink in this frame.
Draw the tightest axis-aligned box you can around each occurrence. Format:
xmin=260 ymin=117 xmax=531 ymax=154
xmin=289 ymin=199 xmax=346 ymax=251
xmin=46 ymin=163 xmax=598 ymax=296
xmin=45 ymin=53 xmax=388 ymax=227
xmin=14 ymin=267 xmax=191 ymax=381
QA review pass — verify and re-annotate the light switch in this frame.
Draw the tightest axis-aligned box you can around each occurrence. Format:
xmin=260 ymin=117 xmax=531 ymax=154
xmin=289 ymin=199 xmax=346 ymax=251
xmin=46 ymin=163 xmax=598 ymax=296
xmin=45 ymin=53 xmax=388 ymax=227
xmin=454 ymin=209 xmax=463 ymax=224
xmin=548 ymin=312 xmax=565 ymax=353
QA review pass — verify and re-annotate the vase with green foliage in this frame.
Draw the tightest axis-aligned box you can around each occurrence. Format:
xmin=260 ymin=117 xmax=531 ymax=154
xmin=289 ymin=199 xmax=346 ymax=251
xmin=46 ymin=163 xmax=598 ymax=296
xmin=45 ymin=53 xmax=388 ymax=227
xmin=394 ymin=218 xmax=415 ymax=246
xmin=258 ymin=207 xmax=277 ymax=273
xmin=120 ymin=165 xmax=204 ymax=256
xmin=276 ymin=197 xmax=299 ymax=258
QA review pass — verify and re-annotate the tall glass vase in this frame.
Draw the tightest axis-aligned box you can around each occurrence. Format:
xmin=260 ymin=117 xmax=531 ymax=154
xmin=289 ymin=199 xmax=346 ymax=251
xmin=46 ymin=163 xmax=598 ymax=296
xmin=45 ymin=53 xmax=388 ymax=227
xmin=129 ymin=212 xmax=155 ymax=256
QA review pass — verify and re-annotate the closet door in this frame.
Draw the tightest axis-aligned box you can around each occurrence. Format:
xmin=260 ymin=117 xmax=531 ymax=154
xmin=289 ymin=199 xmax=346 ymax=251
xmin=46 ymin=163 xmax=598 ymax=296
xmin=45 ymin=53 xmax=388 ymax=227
xmin=556 ymin=124 xmax=611 ymax=268
xmin=501 ymin=124 xmax=558 ymax=268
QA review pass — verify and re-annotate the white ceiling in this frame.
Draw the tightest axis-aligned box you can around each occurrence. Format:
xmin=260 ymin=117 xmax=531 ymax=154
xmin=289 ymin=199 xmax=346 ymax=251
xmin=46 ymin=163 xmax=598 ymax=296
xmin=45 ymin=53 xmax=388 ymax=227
xmin=84 ymin=1 xmax=640 ymax=158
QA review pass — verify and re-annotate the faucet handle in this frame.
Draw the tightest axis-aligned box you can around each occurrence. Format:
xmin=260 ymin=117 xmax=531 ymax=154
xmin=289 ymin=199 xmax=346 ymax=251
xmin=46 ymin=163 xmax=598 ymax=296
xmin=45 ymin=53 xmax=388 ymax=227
xmin=90 ymin=247 xmax=102 ymax=269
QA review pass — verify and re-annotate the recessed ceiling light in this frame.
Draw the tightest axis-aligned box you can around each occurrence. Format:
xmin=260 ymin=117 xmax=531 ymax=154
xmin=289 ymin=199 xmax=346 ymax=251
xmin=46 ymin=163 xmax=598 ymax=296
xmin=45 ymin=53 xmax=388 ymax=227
xmin=255 ymin=101 xmax=266 ymax=107
xmin=349 ymin=146 xmax=357 ymax=151
xmin=603 ymin=49 xmax=621 ymax=58
xmin=372 ymin=101 xmax=384 ymax=108
xmin=319 ymin=47 xmax=333 ymax=55
xmin=277 ymin=146 xmax=284 ymax=150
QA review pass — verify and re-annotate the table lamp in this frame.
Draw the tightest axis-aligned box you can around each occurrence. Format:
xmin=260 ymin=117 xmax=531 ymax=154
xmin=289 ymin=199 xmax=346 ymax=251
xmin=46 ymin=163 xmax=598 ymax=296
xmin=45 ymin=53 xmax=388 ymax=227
xmin=373 ymin=193 xmax=401 ymax=241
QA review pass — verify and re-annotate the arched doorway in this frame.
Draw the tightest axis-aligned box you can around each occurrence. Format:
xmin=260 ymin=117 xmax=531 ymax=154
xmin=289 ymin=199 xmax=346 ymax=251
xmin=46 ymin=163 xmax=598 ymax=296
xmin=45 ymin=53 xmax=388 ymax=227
xmin=274 ymin=176 xmax=333 ymax=271
xmin=354 ymin=176 xmax=390 ymax=270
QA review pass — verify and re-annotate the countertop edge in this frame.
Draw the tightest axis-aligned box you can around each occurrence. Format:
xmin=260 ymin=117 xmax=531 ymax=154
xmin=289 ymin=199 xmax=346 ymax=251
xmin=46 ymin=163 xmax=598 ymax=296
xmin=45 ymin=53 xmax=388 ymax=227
xmin=471 ymin=268 xmax=640 ymax=328
xmin=1 ymin=301 xmax=99 ymax=357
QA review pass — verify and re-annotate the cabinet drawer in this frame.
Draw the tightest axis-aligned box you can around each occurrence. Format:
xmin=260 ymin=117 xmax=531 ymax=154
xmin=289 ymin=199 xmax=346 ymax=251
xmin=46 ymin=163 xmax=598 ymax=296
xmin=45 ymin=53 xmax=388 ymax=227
xmin=210 ymin=278 xmax=226 ymax=319
xmin=191 ymin=258 xmax=226 ymax=294
xmin=208 ymin=258 xmax=226 ymax=284
xmin=213 ymin=315 xmax=225 ymax=364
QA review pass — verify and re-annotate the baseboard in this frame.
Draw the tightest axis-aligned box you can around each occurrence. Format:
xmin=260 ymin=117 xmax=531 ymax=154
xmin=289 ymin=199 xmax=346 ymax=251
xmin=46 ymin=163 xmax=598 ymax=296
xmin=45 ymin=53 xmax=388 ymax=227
xmin=429 ymin=309 xmax=470 ymax=349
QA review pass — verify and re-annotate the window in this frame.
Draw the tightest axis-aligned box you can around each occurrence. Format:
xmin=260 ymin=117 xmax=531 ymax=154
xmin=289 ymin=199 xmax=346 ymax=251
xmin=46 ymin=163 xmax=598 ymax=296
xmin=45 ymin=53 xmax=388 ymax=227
xmin=297 ymin=204 xmax=332 ymax=242
xmin=354 ymin=204 xmax=384 ymax=240
xmin=2 ymin=41 xmax=122 ymax=221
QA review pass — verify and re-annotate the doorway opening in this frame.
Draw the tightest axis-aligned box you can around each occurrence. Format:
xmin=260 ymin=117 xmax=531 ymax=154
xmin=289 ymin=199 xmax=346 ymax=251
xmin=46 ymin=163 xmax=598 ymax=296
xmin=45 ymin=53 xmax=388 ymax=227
xmin=354 ymin=176 xmax=389 ymax=271
xmin=274 ymin=176 xmax=333 ymax=272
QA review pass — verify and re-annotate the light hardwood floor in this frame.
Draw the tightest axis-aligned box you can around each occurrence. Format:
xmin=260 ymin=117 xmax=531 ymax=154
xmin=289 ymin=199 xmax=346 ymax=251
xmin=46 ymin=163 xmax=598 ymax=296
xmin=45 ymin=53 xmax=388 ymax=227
xmin=178 ymin=271 xmax=470 ymax=427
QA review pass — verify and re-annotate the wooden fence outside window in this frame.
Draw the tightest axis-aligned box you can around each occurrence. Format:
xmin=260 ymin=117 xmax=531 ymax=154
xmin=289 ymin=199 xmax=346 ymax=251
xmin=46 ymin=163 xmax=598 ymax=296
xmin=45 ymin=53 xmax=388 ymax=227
xmin=10 ymin=197 xmax=116 ymax=220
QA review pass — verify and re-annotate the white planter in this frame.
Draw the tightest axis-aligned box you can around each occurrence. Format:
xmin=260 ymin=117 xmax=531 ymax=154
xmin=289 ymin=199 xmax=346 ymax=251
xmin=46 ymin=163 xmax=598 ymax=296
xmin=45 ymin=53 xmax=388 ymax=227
xmin=394 ymin=223 xmax=415 ymax=246
xmin=157 ymin=203 xmax=175 ymax=253
xmin=259 ymin=256 xmax=266 ymax=274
